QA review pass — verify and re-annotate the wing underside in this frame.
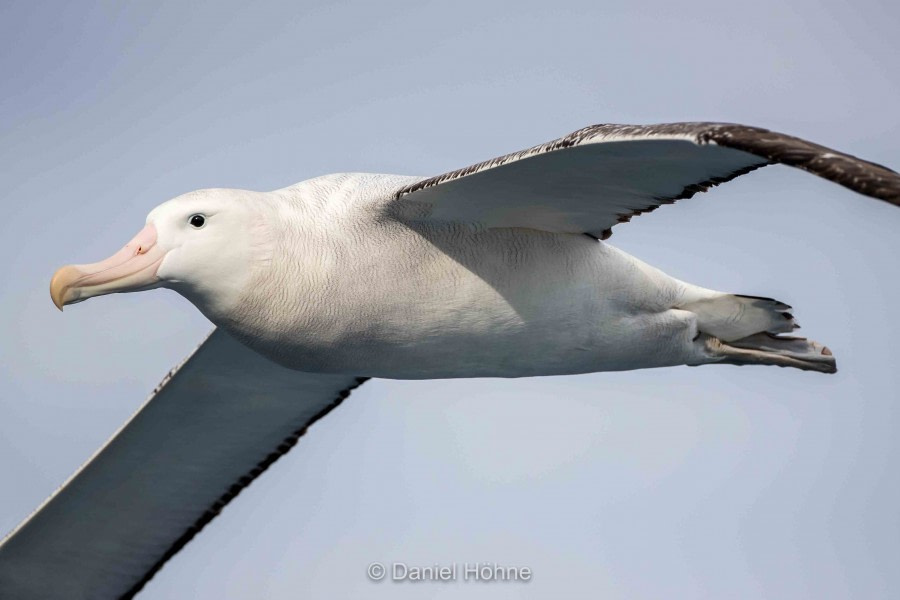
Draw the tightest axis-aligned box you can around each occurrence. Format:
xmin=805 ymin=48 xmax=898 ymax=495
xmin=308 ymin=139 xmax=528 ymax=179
xmin=392 ymin=123 xmax=900 ymax=238
xmin=0 ymin=329 xmax=367 ymax=600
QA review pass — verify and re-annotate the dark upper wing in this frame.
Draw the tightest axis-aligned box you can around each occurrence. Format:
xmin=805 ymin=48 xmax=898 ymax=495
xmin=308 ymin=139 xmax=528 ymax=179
xmin=0 ymin=329 xmax=367 ymax=600
xmin=391 ymin=123 xmax=900 ymax=239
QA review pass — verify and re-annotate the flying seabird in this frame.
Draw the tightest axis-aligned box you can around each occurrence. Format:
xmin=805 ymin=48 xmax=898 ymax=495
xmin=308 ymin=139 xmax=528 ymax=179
xmin=1 ymin=122 xmax=898 ymax=599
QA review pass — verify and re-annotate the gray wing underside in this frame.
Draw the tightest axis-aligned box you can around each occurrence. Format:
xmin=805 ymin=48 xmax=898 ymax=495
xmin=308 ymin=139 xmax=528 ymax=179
xmin=392 ymin=123 xmax=900 ymax=239
xmin=0 ymin=329 xmax=367 ymax=600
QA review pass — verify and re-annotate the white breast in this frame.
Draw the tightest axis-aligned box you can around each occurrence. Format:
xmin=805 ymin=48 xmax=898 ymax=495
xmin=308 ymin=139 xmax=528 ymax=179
xmin=215 ymin=174 xmax=689 ymax=379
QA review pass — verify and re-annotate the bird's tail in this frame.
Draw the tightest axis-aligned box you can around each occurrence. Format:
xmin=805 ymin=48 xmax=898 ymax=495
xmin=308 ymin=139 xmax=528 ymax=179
xmin=680 ymin=292 xmax=836 ymax=373
xmin=680 ymin=293 xmax=797 ymax=342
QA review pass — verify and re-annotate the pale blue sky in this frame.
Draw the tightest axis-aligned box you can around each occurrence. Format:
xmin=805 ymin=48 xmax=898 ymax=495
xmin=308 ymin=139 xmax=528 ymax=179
xmin=1 ymin=0 xmax=899 ymax=598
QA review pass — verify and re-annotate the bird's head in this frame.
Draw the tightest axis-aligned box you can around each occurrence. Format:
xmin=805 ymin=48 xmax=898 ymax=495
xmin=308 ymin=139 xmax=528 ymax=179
xmin=50 ymin=188 xmax=270 ymax=318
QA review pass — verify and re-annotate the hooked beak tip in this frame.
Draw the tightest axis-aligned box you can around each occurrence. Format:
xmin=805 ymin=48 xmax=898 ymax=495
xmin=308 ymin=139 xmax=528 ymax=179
xmin=50 ymin=265 xmax=83 ymax=311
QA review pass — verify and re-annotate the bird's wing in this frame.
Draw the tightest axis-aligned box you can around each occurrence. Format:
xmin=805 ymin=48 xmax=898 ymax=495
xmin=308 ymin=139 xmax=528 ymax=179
xmin=390 ymin=122 xmax=900 ymax=239
xmin=0 ymin=328 xmax=367 ymax=600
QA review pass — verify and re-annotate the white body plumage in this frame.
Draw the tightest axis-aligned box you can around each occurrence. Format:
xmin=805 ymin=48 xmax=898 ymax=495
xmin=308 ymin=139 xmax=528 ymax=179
xmin=188 ymin=174 xmax=752 ymax=378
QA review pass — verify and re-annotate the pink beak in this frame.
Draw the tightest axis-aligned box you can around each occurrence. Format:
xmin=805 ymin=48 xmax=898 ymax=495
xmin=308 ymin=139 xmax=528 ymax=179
xmin=50 ymin=223 xmax=166 ymax=310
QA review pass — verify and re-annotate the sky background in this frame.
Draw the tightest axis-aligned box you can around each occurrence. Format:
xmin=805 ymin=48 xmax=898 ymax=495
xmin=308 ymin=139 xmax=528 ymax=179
xmin=1 ymin=0 xmax=899 ymax=598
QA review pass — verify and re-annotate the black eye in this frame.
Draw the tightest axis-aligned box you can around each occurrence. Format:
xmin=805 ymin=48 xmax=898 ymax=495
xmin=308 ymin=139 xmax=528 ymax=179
xmin=189 ymin=214 xmax=206 ymax=228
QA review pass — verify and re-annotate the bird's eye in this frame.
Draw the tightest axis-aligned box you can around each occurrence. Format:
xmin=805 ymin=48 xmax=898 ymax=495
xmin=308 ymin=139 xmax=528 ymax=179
xmin=189 ymin=214 xmax=206 ymax=229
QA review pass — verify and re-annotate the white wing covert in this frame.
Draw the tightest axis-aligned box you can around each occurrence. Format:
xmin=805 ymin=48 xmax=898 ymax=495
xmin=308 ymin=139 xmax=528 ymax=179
xmin=391 ymin=123 xmax=900 ymax=239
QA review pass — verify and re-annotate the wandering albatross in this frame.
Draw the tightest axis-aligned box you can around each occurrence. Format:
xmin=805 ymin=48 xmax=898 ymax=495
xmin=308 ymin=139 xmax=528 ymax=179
xmin=1 ymin=122 xmax=899 ymax=599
